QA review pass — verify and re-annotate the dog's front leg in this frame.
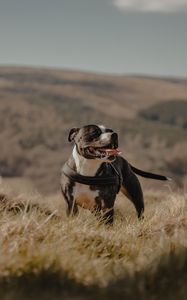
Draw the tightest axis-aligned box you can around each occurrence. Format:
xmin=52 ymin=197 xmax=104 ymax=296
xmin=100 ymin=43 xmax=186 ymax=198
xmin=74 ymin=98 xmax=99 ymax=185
xmin=61 ymin=176 xmax=79 ymax=217
xmin=94 ymin=196 xmax=114 ymax=224
xmin=102 ymin=207 xmax=114 ymax=224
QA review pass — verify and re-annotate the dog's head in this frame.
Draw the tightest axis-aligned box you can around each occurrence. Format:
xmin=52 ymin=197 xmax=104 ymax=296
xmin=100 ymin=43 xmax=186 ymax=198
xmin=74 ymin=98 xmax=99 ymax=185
xmin=68 ymin=124 xmax=121 ymax=159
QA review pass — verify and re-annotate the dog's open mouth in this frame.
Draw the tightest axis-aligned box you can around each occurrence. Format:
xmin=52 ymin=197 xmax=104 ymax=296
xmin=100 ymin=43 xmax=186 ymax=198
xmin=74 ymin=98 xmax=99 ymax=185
xmin=86 ymin=145 xmax=121 ymax=158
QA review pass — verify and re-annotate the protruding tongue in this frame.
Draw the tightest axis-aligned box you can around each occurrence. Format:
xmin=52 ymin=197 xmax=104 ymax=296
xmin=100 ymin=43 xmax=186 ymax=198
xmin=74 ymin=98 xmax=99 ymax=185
xmin=101 ymin=148 xmax=122 ymax=156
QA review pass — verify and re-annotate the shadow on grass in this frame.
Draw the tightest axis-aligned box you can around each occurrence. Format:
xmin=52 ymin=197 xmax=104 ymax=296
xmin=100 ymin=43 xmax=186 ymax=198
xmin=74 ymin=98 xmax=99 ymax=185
xmin=0 ymin=251 xmax=187 ymax=300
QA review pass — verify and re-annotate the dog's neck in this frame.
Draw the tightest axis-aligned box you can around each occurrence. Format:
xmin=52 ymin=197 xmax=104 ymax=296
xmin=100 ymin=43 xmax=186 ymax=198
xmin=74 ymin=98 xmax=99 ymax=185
xmin=72 ymin=146 xmax=103 ymax=176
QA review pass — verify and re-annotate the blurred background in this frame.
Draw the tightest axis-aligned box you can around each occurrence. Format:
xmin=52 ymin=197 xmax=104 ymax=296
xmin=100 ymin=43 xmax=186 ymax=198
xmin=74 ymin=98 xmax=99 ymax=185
xmin=0 ymin=0 xmax=187 ymax=194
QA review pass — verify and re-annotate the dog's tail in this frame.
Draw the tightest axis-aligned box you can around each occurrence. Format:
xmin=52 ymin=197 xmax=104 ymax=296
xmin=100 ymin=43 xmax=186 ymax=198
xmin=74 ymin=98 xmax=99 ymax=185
xmin=130 ymin=165 xmax=171 ymax=181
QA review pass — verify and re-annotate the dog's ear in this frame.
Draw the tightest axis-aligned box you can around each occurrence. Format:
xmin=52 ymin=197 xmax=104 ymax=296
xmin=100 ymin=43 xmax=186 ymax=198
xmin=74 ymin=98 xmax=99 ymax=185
xmin=68 ymin=128 xmax=80 ymax=142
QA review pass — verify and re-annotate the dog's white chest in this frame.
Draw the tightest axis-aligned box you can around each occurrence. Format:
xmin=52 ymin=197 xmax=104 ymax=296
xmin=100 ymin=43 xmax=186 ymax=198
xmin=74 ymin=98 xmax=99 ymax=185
xmin=73 ymin=183 xmax=99 ymax=210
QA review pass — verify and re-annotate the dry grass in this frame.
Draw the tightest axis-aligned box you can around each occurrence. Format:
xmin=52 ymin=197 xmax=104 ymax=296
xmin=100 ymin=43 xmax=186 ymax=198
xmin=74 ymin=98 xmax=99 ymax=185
xmin=0 ymin=184 xmax=187 ymax=299
xmin=0 ymin=67 xmax=187 ymax=299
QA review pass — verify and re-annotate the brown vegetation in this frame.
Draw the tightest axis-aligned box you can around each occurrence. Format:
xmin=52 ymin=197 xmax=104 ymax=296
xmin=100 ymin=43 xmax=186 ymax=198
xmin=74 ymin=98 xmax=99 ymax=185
xmin=0 ymin=185 xmax=187 ymax=300
xmin=0 ymin=66 xmax=186 ymax=193
xmin=0 ymin=67 xmax=187 ymax=298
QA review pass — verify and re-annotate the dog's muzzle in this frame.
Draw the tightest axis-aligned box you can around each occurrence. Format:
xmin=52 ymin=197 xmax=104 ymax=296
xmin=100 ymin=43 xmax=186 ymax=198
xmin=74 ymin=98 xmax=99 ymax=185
xmin=85 ymin=145 xmax=121 ymax=158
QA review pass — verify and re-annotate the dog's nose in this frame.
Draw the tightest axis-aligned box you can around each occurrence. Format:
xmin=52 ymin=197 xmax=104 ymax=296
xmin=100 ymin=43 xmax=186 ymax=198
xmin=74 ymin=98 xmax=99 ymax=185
xmin=111 ymin=132 xmax=118 ymax=147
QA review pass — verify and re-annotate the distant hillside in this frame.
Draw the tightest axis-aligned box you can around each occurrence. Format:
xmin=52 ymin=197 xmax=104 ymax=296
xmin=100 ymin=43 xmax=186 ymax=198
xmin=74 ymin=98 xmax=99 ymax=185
xmin=139 ymin=100 xmax=187 ymax=128
xmin=0 ymin=66 xmax=186 ymax=193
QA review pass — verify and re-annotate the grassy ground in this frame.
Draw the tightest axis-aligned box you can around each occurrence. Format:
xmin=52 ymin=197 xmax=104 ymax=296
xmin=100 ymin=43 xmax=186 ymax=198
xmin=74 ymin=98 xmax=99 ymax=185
xmin=0 ymin=183 xmax=187 ymax=300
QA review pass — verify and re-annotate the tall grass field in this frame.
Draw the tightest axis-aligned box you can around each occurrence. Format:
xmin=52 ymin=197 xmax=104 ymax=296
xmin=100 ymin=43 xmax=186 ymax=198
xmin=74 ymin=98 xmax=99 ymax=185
xmin=0 ymin=182 xmax=186 ymax=300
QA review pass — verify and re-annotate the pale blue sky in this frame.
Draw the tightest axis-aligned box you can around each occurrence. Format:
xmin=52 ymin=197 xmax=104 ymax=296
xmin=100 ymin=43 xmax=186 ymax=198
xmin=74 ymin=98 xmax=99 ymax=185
xmin=0 ymin=0 xmax=187 ymax=77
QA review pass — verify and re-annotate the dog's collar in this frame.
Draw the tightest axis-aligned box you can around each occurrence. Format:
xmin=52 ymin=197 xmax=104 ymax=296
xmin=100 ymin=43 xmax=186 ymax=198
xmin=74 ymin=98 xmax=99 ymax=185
xmin=62 ymin=162 xmax=122 ymax=191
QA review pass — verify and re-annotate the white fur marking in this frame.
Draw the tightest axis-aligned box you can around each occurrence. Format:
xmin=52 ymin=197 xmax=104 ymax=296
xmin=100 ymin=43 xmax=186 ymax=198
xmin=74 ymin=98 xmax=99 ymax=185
xmin=72 ymin=146 xmax=100 ymax=210
xmin=100 ymin=132 xmax=112 ymax=143
xmin=73 ymin=146 xmax=103 ymax=176
xmin=98 ymin=125 xmax=106 ymax=133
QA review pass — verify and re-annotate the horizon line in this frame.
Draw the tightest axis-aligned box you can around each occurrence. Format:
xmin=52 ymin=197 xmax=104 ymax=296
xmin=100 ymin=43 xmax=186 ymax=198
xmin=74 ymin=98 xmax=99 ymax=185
xmin=0 ymin=63 xmax=186 ymax=80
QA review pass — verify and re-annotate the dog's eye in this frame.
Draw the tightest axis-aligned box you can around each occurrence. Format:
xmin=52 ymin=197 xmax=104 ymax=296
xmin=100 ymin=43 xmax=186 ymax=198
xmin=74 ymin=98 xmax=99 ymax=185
xmin=90 ymin=131 xmax=101 ymax=140
xmin=105 ymin=129 xmax=113 ymax=133
xmin=93 ymin=128 xmax=102 ymax=137
xmin=84 ymin=127 xmax=102 ymax=142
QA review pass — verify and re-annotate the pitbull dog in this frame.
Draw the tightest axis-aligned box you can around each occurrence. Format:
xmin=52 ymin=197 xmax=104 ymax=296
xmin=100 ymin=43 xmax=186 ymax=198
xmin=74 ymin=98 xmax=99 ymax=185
xmin=61 ymin=124 xmax=169 ymax=224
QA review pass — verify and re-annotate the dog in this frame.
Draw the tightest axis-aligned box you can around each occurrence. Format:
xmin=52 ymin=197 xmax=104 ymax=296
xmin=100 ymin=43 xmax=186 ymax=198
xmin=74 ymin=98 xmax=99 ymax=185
xmin=61 ymin=124 xmax=169 ymax=224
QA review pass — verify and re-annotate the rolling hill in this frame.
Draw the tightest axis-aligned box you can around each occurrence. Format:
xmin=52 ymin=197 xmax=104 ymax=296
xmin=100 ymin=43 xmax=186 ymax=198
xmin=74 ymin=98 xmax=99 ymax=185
xmin=0 ymin=66 xmax=186 ymax=193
